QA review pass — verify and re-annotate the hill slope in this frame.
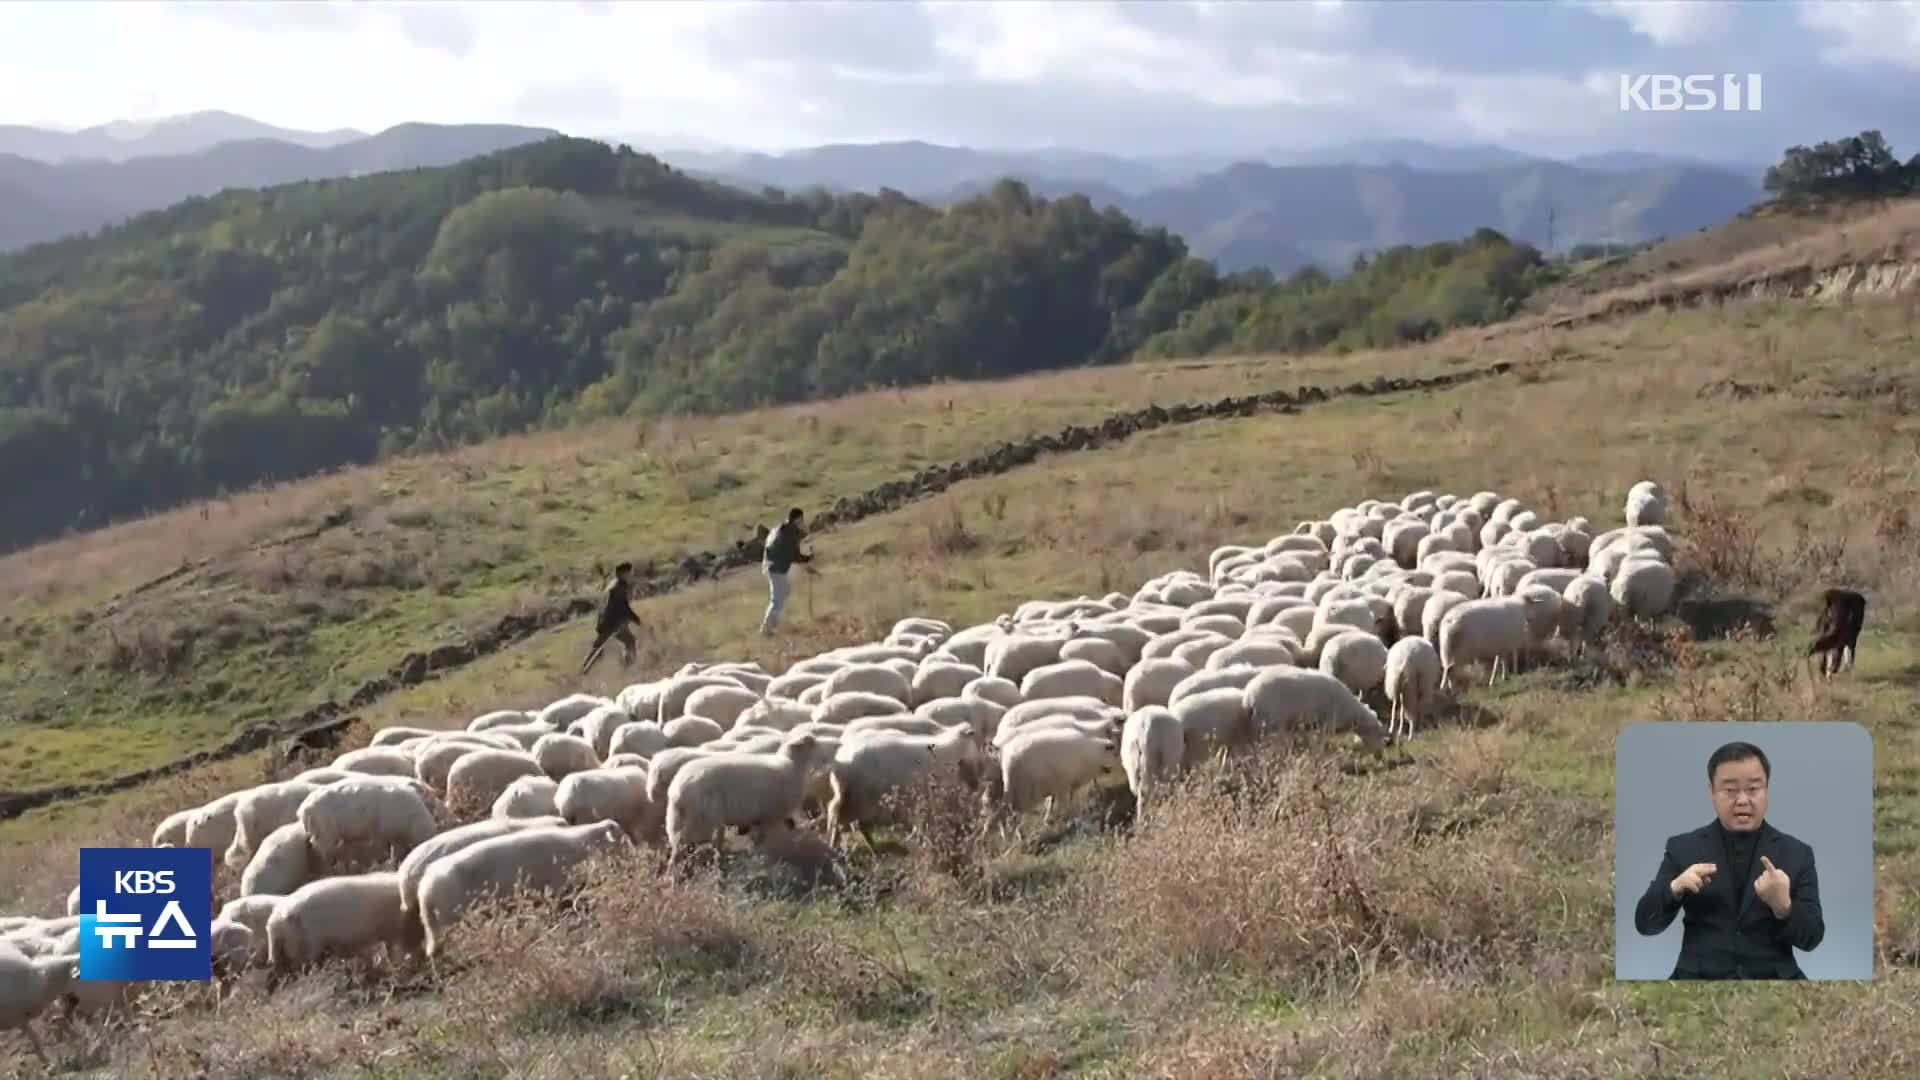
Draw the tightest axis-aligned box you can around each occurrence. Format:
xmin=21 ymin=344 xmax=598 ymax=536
xmin=0 ymin=136 xmax=1560 ymax=554
xmin=0 ymin=121 xmax=561 ymax=251
xmin=2 ymin=276 xmax=1916 ymax=1076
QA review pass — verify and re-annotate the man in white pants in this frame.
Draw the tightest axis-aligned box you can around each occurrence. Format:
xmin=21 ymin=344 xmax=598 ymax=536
xmin=760 ymin=507 xmax=812 ymax=635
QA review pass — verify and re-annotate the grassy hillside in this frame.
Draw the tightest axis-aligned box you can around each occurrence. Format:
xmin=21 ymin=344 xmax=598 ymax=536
xmin=1 ymin=286 xmax=1916 ymax=1077
xmin=0 ymin=136 xmax=1562 ymax=554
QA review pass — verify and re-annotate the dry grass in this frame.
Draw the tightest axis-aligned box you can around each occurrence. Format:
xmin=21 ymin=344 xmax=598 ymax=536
xmin=3 ymin=286 xmax=1920 ymax=1076
xmin=0 ymin=337 xmax=1498 ymax=791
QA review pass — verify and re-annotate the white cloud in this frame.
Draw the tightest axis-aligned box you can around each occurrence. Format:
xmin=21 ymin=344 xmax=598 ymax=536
xmin=1797 ymin=0 xmax=1920 ymax=69
xmin=0 ymin=0 xmax=1910 ymax=160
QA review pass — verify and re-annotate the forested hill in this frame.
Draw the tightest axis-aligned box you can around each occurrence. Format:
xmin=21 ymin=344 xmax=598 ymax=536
xmin=0 ymin=135 xmax=1557 ymax=553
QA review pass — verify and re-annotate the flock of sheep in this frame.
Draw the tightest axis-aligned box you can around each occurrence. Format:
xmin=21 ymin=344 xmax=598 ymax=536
xmin=1 ymin=479 xmax=1681 ymax=1065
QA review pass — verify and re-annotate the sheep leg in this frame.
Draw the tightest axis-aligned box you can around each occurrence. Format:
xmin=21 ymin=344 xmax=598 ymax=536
xmin=854 ymin=820 xmax=881 ymax=854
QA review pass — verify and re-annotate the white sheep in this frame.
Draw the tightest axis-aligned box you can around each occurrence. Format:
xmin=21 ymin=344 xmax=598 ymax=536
xmin=296 ymin=776 xmax=438 ymax=869
xmin=1170 ymin=686 xmax=1253 ymax=761
xmin=1318 ymin=631 xmax=1390 ymax=698
xmin=224 ymin=779 xmax=322 ymax=872
xmin=530 ymin=732 xmax=601 ymax=781
xmin=826 ymin=725 xmax=982 ymax=848
xmin=811 ymin=691 xmax=908 ymax=726
xmin=445 ymin=748 xmax=546 ymax=813
xmin=567 ymin=705 xmax=633 ymax=759
xmin=1122 ymin=657 xmax=1195 ymax=712
xmin=181 ymin=791 xmax=247 ymax=861
xmin=240 ymin=822 xmax=319 ymax=897
xmin=961 ymin=675 xmax=1024 ymax=709
xmin=1120 ymin=706 xmax=1184 ymax=810
xmin=417 ymin=821 xmax=631 ymax=957
xmin=664 ymin=734 xmax=837 ymax=864
xmin=370 ymin=726 xmax=441 ymax=748
xmin=1243 ymin=667 xmax=1387 ymax=749
xmin=266 ymin=871 xmax=424 ymax=975
xmin=1384 ymin=636 xmax=1442 ymax=741
xmin=1625 ymin=481 xmax=1667 ymax=527
xmin=657 ymin=673 xmax=747 ymax=725
xmin=820 ymin=663 xmax=914 ymax=705
xmin=1020 ymin=658 xmax=1124 ymax=706
xmin=395 ymin=815 xmax=566 ymax=913
xmin=555 ymin=767 xmax=656 ymax=842
xmin=1561 ymin=575 xmax=1615 ymax=656
xmin=491 ymin=775 xmax=562 ymax=820
xmin=682 ymin=684 xmax=764 ymax=729
xmin=332 ymin=746 xmax=419 ymax=778
xmin=1 ymin=941 xmax=74 ymax=1066
xmin=218 ymin=896 xmax=283 ymax=957
xmin=1611 ymin=558 xmax=1677 ymax=618
xmin=994 ymin=727 xmax=1116 ymax=815
xmin=914 ymin=697 xmax=1004 ymax=743
xmin=413 ymin=740 xmax=484 ymax=794
xmin=1438 ymin=592 xmax=1558 ymax=689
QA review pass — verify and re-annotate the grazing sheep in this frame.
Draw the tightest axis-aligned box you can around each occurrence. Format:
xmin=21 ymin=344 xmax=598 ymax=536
xmin=996 ymin=727 xmax=1123 ymax=822
xmin=491 ymin=775 xmax=562 ymax=820
xmin=537 ymin=693 xmax=619 ymax=730
xmin=662 ymin=715 xmax=726 ymax=748
xmin=664 ymin=734 xmax=838 ymax=864
xmin=1020 ymin=658 xmax=1124 ymax=706
xmin=296 ymin=777 xmax=439 ymax=869
xmin=371 ymin=726 xmax=441 ymax=748
xmin=218 ymin=896 xmax=283 ymax=953
xmin=682 ymin=684 xmax=764 ymax=730
xmin=468 ymin=709 xmax=534 ymax=733
xmin=812 ymin=690 xmax=911 ymax=726
xmin=396 ymin=816 xmax=566 ymax=913
xmin=1207 ymin=638 xmax=1296 ymax=670
xmin=1560 ymin=575 xmax=1615 ymax=656
xmin=826 ymin=725 xmax=982 ymax=848
xmin=416 ymin=821 xmax=631 ymax=957
xmin=266 ymin=872 xmax=424 ymax=975
xmin=657 ymin=673 xmax=748 ymax=725
xmin=821 ymin=663 xmax=914 ymax=706
xmin=1610 ymin=558 xmax=1677 ymax=618
xmin=240 ymin=822 xmax=320 ymax=898
xmin=1318 ymin=631 xmax=1390 ymax=698
xmin=1243 ymin=667 xmax=1387 ymax=749
xmin=1170 ymin=686 xmax=1253 ymax=761
xmin=445 ymin=749 xmax=546 ymax=814
xmin=224 ymin=780 xmax=322 ymax=872
xmin=1808 ymin=587 xmax=1868 ymax=678
xmin=555 ymin=767 xmax=656 ymax=842
xmin=1 ymin=942 xmax=74 ymax=1066
xmin=181 ymin=791 xmax=247 ymax=861
xmin=531 ymin=732 xmax=601 ymax=780
xmin=333 ymin=746 xmax=422 ymax=778
xmin=1122 ymin=657 xmax=1196 ymax=712
xmin=150 ymin=808 xmax=194 ymax=848
xmin=567 ymin=705 xmax=634 ymax=759
xmin=910 ymin=660 xmax=984 ymax=706
xmin=914 ymin=697 xmax=1005 ymax=743
xmin=1438 ymin=593 xmax=1558 ymax=689
xmin=1120 ymin=706 xmax=1184 ymax=810
xmin=414 ymin=741 xmax=484 ymax=794
xmin=961 ymin=675 xmax=1024 ymax=709
xmin=1384 ymin=636 xmax=1441 ymax=741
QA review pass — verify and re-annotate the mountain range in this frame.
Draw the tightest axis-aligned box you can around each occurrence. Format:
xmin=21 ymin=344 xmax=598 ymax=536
xmin=1 ymin=110 xmax=1772 ymax=273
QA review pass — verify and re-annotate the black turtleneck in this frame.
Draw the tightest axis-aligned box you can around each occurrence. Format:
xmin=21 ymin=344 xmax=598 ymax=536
xmin=1716 ymin=819 xmax=1760 ymax=898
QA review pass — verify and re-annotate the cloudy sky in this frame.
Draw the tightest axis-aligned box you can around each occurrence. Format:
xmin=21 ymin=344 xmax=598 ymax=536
xmin=3 ymin=0 xmax=1917 ymax=163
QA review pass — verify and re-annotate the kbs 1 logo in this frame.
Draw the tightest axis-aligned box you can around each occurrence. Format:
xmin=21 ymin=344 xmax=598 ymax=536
xmin=1619 ymin=74 xmax=1763 ymax=113
xmin=77 ymin=847 xmax=214 ymax=981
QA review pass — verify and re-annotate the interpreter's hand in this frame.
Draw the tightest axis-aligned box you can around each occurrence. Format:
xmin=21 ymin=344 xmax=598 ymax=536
xmin=1669 ymin=861 xmax=1717 ymax=899
xmin=1754 ymin=855 xmax=1792 ymax=916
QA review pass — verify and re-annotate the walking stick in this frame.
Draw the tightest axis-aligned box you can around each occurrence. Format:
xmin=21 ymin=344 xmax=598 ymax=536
xmin=805 ymin=556 xmax=815 ymax=622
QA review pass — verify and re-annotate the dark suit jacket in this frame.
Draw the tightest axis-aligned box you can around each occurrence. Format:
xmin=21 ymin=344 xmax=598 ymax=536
xmin=1632 ymin=819 xmax=1825 ymax=979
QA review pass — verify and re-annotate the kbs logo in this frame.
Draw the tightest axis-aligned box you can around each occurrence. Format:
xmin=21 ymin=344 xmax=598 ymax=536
xmin=77 ymin=847 xmax=213 ymax=981
xmin=1619 ymin=74 xmax=1763 ymax=112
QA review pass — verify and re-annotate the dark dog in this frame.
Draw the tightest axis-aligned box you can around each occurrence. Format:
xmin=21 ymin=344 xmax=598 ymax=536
xmin=1807 ymin=588 xmax=1867 ymax=679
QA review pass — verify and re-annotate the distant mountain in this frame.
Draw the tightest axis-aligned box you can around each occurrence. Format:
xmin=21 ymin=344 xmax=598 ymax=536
xmin=1263 ymin=138 xmax=1548 ymax=172
xmin=656 ymin=140 xmax=1202 ymax=197
xmin=0 ymin=109 xmax=367 ymax=163
xmin=1117 ymin=159 xmax=1767 ymax=274
xmin=0 ymin=122 xmax=562 ymax=251
xmin=645 ymin=137 xmax=1764 ymax=274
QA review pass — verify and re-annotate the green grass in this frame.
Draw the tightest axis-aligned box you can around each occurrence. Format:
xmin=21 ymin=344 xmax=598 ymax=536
xmin=3 ymin=278 xmax=1920 ymax=1076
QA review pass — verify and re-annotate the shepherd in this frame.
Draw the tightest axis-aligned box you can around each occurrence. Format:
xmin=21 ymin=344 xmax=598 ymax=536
xmin=579 ymin=561 xmax=641 ymax=674
xmin=759 ymin=507 xmax=813 ymax=636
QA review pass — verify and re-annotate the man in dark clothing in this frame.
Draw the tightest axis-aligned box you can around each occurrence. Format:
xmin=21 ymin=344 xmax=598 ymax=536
xmin=1632 ymin=740 xmax=1826 ymax=979
xmin=580 ymin=561 xmax=641 ymax=674
xmin=759 ymin=508 xmax=812 ymax=635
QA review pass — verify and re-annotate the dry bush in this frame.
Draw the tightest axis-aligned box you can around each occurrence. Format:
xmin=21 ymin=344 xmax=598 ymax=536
xmin=1074 ymin=743 xmax=1607 ymax=999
